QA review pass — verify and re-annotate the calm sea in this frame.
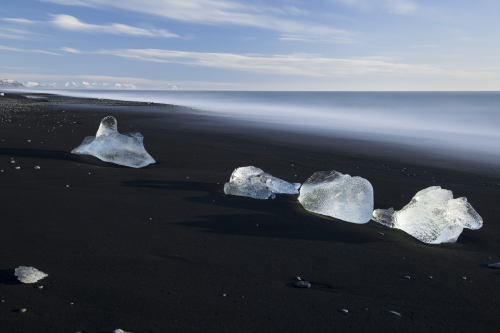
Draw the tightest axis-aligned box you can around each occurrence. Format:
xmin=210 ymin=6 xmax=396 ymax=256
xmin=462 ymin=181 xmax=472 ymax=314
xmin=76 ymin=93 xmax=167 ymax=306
xmin=22 ymin=90 xmax=500 ymax=166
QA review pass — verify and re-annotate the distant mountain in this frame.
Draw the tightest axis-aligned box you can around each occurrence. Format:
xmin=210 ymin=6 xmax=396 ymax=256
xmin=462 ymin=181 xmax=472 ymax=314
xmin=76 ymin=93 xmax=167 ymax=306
xmin=64 ymin=81 xmax=137 ymax=90
xmin=24 ymin=82 xmax=58 ymax=88
xmin=0 ymin=79 xmax=25 ymax=88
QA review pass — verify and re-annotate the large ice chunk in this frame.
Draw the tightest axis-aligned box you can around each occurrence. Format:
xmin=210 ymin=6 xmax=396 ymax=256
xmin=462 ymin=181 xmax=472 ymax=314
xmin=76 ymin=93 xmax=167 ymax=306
xmin=298 ymin=170 xmax=374 ymax=223
xmin=14 ymin=266 xmax=48 ymax=283
xmin=224 ymin=166 xmax=301 ymax=199
xmin=71 ymin=116 xmax=155 ymax=168
xmin=372 ymin=186 xmax=483 ymax=244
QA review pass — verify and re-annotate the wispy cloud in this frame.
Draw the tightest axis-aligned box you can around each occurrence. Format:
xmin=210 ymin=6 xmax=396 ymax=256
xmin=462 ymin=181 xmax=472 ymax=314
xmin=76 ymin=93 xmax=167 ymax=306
xmin=279 ymin=34 xmax=357 ymax=44
xmin=60 ymin=46 xmax=488 ymax=78
xmin=335 ymin=0 xmax=419 ymax=14
xmin=0 ymin=18 xmax=39 ymax=24
xmin=50 ymin=14 xmax=178 ymax=37
xmin=0 ymin=45 xmax=61 ymax=55
xmin=41 ymin=0 xmax=350 ymax=38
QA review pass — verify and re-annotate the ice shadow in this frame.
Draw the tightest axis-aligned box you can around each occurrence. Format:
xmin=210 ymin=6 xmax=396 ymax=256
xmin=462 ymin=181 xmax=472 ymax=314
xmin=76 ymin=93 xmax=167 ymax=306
xmin=0 ymin=269 xmax=21 ymax=285
xmin=0 ymin=148 xmax=148 ymax=168
xmin=122 ymin=179 xmax=402 ymax=245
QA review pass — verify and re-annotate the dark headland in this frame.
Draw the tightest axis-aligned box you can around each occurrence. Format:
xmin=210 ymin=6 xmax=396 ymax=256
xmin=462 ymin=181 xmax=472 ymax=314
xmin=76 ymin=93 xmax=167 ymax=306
xmin=0 ymin=92 xmax=499 ymax=332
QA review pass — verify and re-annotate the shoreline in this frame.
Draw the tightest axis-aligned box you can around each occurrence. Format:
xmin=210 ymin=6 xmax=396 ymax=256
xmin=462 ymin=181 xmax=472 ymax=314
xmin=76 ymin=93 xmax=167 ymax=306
xmin=0 ymin=92 xmax=499 ymax=332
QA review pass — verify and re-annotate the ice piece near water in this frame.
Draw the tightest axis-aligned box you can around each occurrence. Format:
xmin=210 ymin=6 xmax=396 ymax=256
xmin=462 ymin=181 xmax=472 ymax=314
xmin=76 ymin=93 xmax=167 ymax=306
xmin=113 ymin=330 xmax=131 ymax=333
xmin=298 ymin=170 xmax=373 ymax=223
xmin=14 ymin=266 xmax=48 ymax=283
xmin=372 ymin=186 xmax=483 ymax=244
xmin=223 ymin=166 xmax=301 ymax=200
xmin=71 ymin=116 xmax=155 ymax=168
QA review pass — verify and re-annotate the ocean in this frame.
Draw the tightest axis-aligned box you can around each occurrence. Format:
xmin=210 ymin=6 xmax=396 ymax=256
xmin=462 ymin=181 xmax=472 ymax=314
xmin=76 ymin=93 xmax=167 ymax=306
xmin=17 ymin=90 xmax=500 ymax=167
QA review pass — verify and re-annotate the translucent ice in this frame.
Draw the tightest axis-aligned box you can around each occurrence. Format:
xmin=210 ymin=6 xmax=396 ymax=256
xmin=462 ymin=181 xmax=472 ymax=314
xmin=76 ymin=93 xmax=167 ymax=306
xmin=298 ymin=170 xmax=374 ymax=223
xmin=14 ymin=266 xmax=48 ymax=284
xmin=71 ymin=116 xmax=155 ymax=168
xmin=223 ymin=166 xmax=301 ymax=199
xmin=372 ymin=186 xmax=483 ymax=244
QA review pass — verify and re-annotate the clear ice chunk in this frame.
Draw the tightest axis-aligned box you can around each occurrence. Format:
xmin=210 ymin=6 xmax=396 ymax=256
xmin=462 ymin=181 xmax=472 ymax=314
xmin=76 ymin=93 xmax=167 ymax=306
xmin=14 ymin=266 xmax=48 ymax=284
xmin=223 ymin=166 xmax=301 ymax=200
xmin=372 ymin=207 xmax=395 ymax=227
xmin=298 ymin=170 xmax=374 ymax=223
xmin=71 ymin=116 xmax=155 ymax=168
xmin=372 ymin=186 xmax=483 ymax=244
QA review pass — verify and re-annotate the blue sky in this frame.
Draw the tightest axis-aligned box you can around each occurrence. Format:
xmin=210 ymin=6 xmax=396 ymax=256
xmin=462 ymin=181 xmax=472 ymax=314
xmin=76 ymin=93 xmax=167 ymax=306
xmin=1 ymin=0 xmax=499 ymax=90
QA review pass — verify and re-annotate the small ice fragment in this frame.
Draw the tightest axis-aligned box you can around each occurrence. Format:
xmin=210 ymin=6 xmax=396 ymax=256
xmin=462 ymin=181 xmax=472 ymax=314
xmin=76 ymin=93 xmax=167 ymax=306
xmin=10 ymin=160 xmax=15 ymax=163
xmin=372 ymin=186 xmax=483 ymax=244
xmin=488 ymin=263 xmax=500 ymax=269
xmin=224 ymin=166 xmax=300 ymax=200
xmin=0 ymin=93 xmax=4 ymax=96
xmin=19 ymin=308 xmax=26 ymax=313
xmin=404 ymin=276 xmax=410 ymax=279
xmin=71 ymin=116 xmax=155 ymax=168
xmin=298 ymin=170 xmax=373 ymax=223
xmin=341 ymin=309 xmax=348 ymax=314
xmin=372 ymin=208 xmax=395 ymax=227
xmin=113 ymin=330 xmax=130 ymax=333
xmin=389 ymin=311 xmax=402 ymax=317
xmin=37 ymin=285 xmax=43 ymax=289
xmin=296 ymin=276 xmax=301 ymax=281
xmin=14 ymin=266 xmax=48 ymax=283
xmin=294 ymin=281 xmax=311 ymax=288
xmin=15 ymin=166 xmax=20 ymax=170
xmin=462 ymin=276 xmax=467 ymax=280
xmin=33 ymin=166 xmax=40 ymax=170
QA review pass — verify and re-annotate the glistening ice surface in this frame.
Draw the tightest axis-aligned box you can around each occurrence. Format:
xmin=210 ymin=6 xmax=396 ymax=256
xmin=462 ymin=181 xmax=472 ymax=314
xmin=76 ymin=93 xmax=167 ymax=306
xmin=298 ymin=170 xmax=374 ymax=223
xmin=372 ymin=186 xmax=483 ymax=244
xmin=14 ymin=266 xmax=48 ymax=284
xmin=224 ymin=166 xmax=301 ymax=200
xmin=72 ymin=116 xmax=155 ymax=168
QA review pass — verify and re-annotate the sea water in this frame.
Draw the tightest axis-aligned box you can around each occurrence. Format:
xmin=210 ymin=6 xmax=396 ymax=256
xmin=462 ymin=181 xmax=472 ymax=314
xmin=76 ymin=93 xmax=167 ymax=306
xmin=16 ymin=90 xmax=500 ymax=167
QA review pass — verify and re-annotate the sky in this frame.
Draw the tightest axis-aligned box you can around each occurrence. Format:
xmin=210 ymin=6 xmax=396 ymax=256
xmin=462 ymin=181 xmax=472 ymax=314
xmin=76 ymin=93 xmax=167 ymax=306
xmin=1 ymin=0 xmax=499 ymax=90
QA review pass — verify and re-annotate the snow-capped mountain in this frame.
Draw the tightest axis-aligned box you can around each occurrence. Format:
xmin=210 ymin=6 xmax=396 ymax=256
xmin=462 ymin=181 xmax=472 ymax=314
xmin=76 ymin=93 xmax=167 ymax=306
xmin=63 ymin=81 xmax=137 ymax=89
xmin=23 ymin=82 xmax=58 ymax=88
xmin=0 ymin=79 xmax=25 ymax=88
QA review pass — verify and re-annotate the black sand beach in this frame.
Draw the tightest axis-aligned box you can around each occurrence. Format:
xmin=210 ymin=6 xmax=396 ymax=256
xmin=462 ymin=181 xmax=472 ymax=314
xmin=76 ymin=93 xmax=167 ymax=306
xmin=0 ymin=92 xmax=499 ymax=332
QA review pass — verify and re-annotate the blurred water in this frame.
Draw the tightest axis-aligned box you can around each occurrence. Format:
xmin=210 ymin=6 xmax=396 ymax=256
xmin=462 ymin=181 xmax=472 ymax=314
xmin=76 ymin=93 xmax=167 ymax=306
xmin=21 ymin=90 xmax=500 ymax=165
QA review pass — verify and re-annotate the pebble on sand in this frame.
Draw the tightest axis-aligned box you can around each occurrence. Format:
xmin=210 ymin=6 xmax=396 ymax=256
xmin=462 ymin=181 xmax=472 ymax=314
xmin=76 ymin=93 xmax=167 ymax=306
xmin=488 ymin=263 xmax=500 ymax=269
xmin=294 ymin=281 xmax=311 ymax=288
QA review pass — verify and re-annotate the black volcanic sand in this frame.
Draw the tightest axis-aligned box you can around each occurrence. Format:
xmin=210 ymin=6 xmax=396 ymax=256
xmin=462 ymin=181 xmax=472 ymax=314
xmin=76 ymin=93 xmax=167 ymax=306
xmin=0 ymin=92 xmax=499 ymax=332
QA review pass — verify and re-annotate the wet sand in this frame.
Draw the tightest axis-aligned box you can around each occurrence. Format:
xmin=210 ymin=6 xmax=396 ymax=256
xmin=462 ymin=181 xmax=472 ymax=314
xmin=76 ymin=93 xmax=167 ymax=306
xmin=0 ymin=92 xmax=499 ymax=332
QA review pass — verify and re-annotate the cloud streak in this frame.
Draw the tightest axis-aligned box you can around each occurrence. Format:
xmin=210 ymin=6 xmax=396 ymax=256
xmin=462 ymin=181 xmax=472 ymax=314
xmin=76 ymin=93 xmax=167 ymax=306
xmin=60 ymin=47 xmax=488 ymax=78
xmin=335 ymin=0 xmax=419 ymax=14
xmin=50 ymin=14 xmax=178 ymax=37
xmin=41 ymin=0 xmax=349 ymax=38
xmin=0 ymin=45 xmax=61 ymax=55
